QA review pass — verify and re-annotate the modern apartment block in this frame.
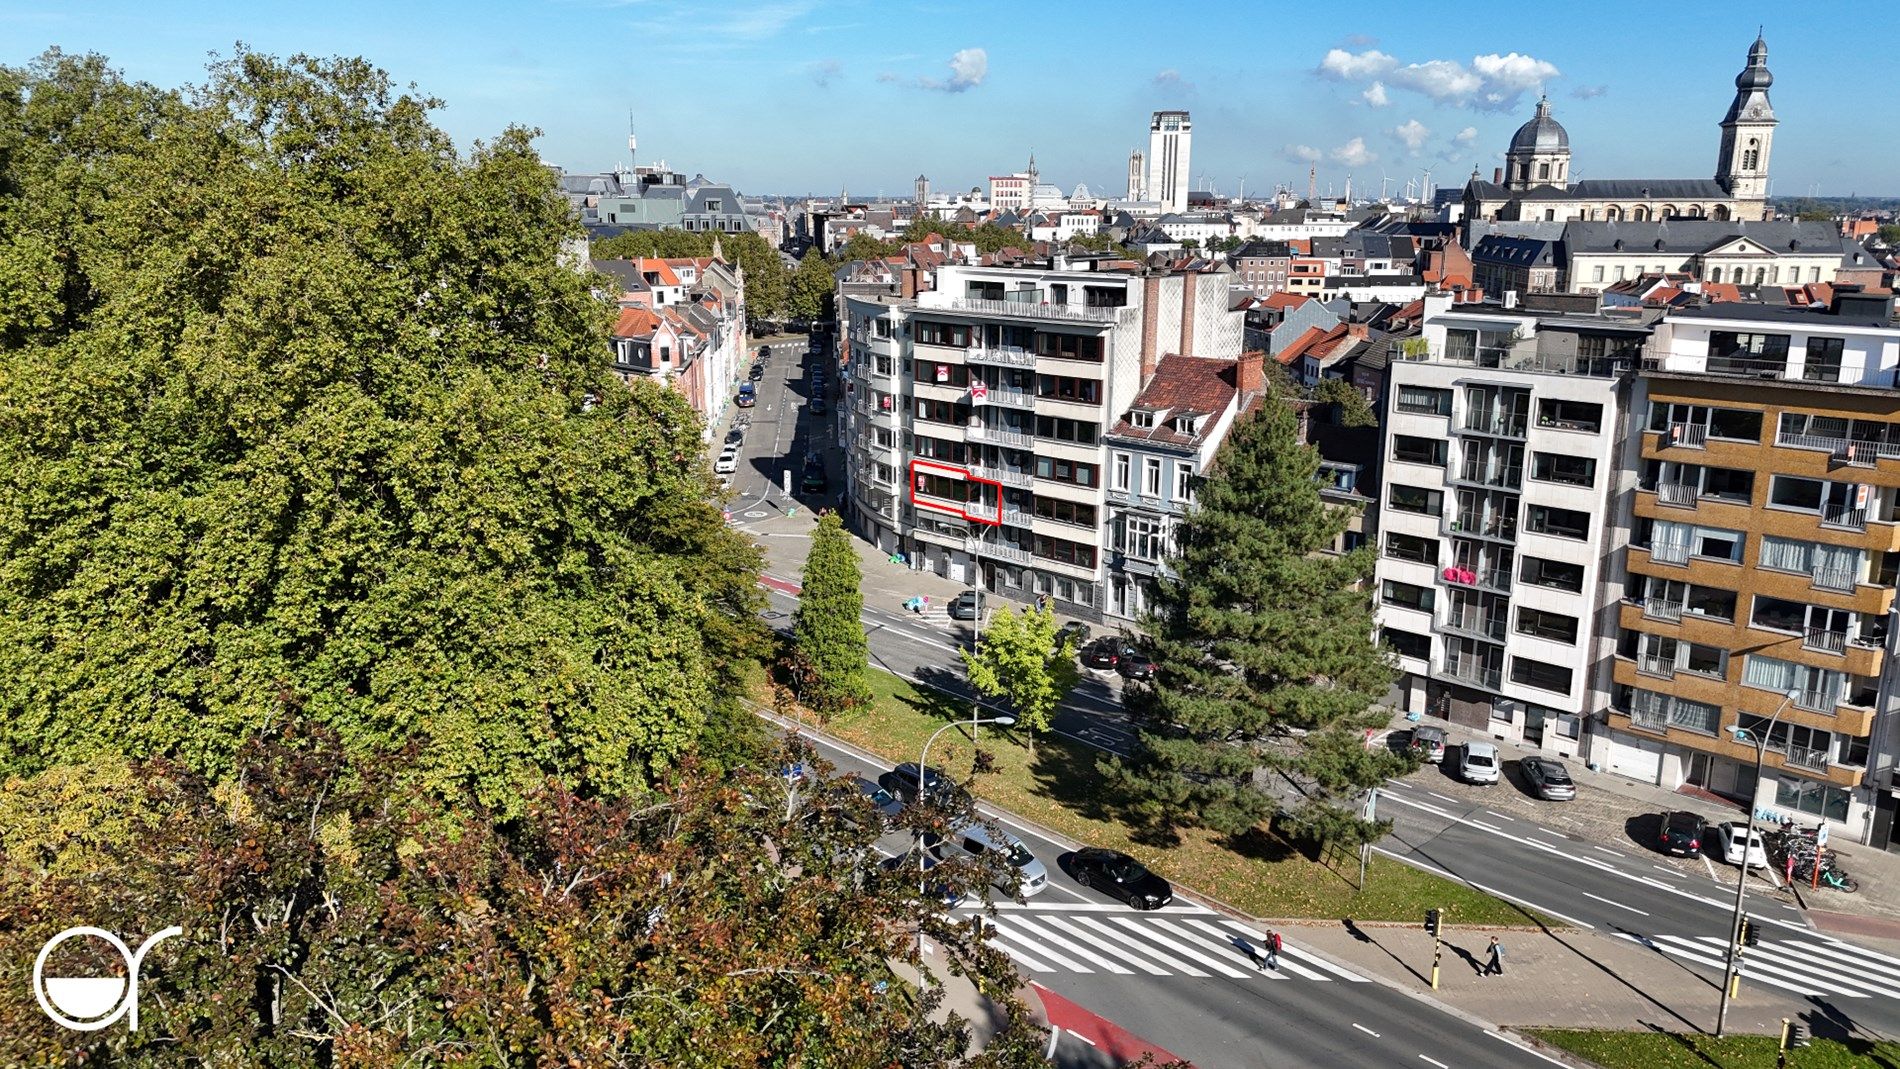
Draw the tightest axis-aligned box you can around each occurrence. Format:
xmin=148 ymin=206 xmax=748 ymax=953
xmin=1375 ymin=292 xmax=1651 ymax=760
xmin=1603 ymin=288 xmax=1900 ymax=844
xmin=840 ymin=254 xmax=1242 ymax=618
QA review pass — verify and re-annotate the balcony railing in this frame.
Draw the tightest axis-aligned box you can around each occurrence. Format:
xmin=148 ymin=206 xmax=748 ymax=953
xmin=1775 ymin=427 xmax=1900 ymax=463
xmin=1637 ymin=653 xmax=1677 ymax=679
xmin=1441 ymin=659 xmax=1503 ymax=691
xmin=1440 ymin=565 xmax=1512 ymax=595
xmin=1001 ymin=507 xmax=1030 ymax=528
xmin=918 ymin=294 xmax=1130 ymax=323
xmin=963 ymin=500 xmax=999 ymax=523
xmin=966 ymin=423 xmax=1034 ymax=448
xmin=1812 ymin=567 xmax=1857 ymax=593
xmin=1704 ymin=353 xmax=1792 ymax=379
xmin=1803 ymin=628 xmax=1848 ymax=655
xmin=1662 ymin=423 xmax=1708 ymax=449
xmin=966 ymin=536 xmax=1033 ymax=565
xmin=1438 ymin=347 xmax=1636 ymax=378
xmin=1443 ymin=610 xmax=1507 ymax=642
xmin=1657 ymin=483 xmax=1700 ymax=508
xmin=1454 ymin=464 xmax=1523 ymax=491
xmin=1642 ymin=599 xmax=1687 ymax=623
xmin=1793 ymin=688 xmax=1837 ymax=713
xmin=1648 ymin=541 xmax=1691 ymax=565
xmin=971 ymin=385 xmax=1035 ymax=409
xmin=966 ymin=462 xmax=1034 ymax=490
xmin=1461 ymin=412 xmax=1529 ymax=439
xmin=1822 ymin=507 xmax=1868 ymax=532
xmin=1447 ymin=512 xmax=1517 ymax=542
xmin=965 ymin=345 xmax=1038 ymax=369
xmin=1785 ymin=744 xmax=1830 ymax=772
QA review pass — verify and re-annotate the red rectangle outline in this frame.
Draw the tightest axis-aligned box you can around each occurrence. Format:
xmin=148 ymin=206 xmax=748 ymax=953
xmin=909 ymin=458 xmax=1002 ymax=526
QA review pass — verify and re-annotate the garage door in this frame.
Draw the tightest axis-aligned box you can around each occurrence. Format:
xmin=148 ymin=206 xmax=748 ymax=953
xmin=1607 ymin=734 xmax=1664 ymax=784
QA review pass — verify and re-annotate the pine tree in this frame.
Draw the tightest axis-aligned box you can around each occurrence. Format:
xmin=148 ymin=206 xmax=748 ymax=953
xmin=794 ymin=514 xmax=872 ymax=714
xmin=959 ymin=605 xmax=1079 ymax=754
xmin=1107 ymin=386 xmax=1402 ymax=843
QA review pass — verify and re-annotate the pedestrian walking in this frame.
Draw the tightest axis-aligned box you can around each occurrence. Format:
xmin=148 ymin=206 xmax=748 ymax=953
xmin=1484 ymin=936 xmax=1504 ymax=976
xmin=1264 ymin=929 xmax=1282 ymax=970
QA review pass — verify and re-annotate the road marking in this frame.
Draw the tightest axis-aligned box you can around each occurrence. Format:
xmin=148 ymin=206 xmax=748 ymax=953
xmin=1353 ymin=1023 xmax=1380 ymax=1038
xmin=1485 ymin=811 xmax=1516 ymax=821
xmin=982 ymin=901 xmax=1212 ymax=914
xmin=1701 ymin=856 xmax=1720 ymax=883
xmin=1787 ymin=938 xmax=1900 ymax=979
xmin=1036 ymin=916 xmax=1170 ymax=976
xmin=1591 ymin=846 xmax=1624 ymax=857
xmin=1066 ymin=917 xmax=1209 ymax=977
xmin=1580 ymin=891 xmax=1649 ymax=916
xmin=1210 ymin=920 xmax=1368 ymax=982
xmin=1651 ymin=865 xmax=1680 ymax=877
xmin=1004 ymin=916 xmax=1134 ymax=975
xmin=987 ymin=926 xmax=1093 ymax=973
xmin=1678 ymin=936 xmax=1883 ymax=999
xmin=1427 ymin=791 xmax=1456 ymax=802
xmin=1419 ymin=1057 xmax=1448 ymax=1069
xmin=986 ymin=936 xmax=1054 ymax=973
xmin=1102 ymin=917 xmax=1253 ymax=978
xmin=1486 ymin=1031 xmax=1571 ymax=1066
xmin=1469 ymin=820 xmax=1502 ymax=832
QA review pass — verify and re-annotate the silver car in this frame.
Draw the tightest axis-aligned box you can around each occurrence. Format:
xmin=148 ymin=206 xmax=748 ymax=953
xmin=1460 ymin=741 xmax=1501 ymax=785
xmin=938 ymin=822 xmax=1048 ymax=897
xmin=1519 ymin=756 xmax=1576 ymax=801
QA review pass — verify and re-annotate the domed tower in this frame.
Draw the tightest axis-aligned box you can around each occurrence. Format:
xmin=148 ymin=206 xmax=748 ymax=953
xmin=1717 ymin=35 xmax=1776 ymax=213
xmin=1504 ymin=96 xmax=1570 ymax=191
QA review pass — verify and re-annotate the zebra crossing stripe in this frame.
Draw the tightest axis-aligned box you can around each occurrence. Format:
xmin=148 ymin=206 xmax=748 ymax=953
xmin=1632 ymin=936 xmax=1813 ymax=999
xmin=1788 ymin=935 xmax=1900 ymax=973
xmin=1689 ymin=938 xmax=1900 ymax=1000
xmin=989 ymin=924 xmax=1094 ymax=973
xmin=1103 ymin=917 xmax=1254 ymax=978
xmin=986 ymin=936 xmax=1054 ymax=973
xmin=1035 ymin=915 xmax=1172 ymax=976
xmin=1004 ymin=916 xmax=1135 ymax=975
xmin=1167 ymin=919 xmax=1318 ymax=979
xmin=1645 ymin=936 xmax=1861 ymax=1000
xmin=1783 ymin=940 xmax=1900 ymax=988
xmin=1211 ymin=920 xmax=1371 ymax=982
xmin=1067 ymin=917 xmax=1211 ymax=977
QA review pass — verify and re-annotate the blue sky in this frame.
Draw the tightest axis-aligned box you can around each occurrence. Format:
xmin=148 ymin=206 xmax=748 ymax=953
xmin=6 ymin=1 xmax=1892 ymax=199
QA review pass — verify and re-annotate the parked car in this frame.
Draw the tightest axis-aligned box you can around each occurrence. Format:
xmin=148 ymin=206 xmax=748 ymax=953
xmin=1714 ymin=821 xmax=1768 ymax=867
xmin=880 ymin=853 xmax=962 ymax=908
xmin=1069 ymin=847 xmax=1173 ymax=910
xmin=748 ymin=363 xmax=765 ymax=381
xmin=879 ymin=762 xmax=962 ymax=806
xmin=1055 ymin=621 xmax=1091 ymax=653
xmin=934 ymin=823 xmax=1049 ymax=897
xmin=1116 ymin=647 xmax=1156 ymax=681
xmin=735 ymin=383 xmax=756 ymax=408
xmin=1410 ymin=725 xmax=1448 ymax=764
xmin=947 ymin=590 xmax=983 ymax=621
xmin=1080 ymin=637 xmax=1122 ymax=670
xmin=810 ymin=397 xmax=827 ymax=415
xmin=850 ymin=776 xmax=905 ymax=828
xmin=1657 ymin=810 xmax=1708 ymax=857
xmin=1519 ymin=755 xmax=1577 ymax=801
xmin=800 ymin=457 xmax=828 ymax=493
xmin=714 ymin=448 xmax=739 ymax=475
xmin=725 ymin=426 xmax=745 ymax=447
xmin=1459 ymin=741 xmax=1501 ymax=785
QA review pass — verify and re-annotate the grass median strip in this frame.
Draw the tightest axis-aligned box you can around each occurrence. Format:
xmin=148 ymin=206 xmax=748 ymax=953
xmin=1527 ymin=1028 xmax=1900 ymax=1068
xmin=795 ymin=670 xmax=1555 ymax=928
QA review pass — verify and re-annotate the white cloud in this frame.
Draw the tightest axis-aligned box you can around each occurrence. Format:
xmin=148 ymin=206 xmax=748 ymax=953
xmin=1571 ymin=84 xmax=1608 ymax=99
xmin=1471 ymin=52 xmax=1560 ymax=94
xmin=1317 ymin=48 xmax=1397 ymax=81
xmin=1390 ymin=119 xmax=1430 ymax=152
xmin=1282 ymin=144 xmax=1323 ymax=164
xmin=809 ymin=58 xmax=842 ymax=88
xmin=902 ymin=47 xmax=988 ymax=93
xmin=1361 ymin=81 xmax=1389 ymax=107
xmin=1454 ymin=126 xmax=1479 ymax=144
xmin=1154 ymin=68 xmax=1193 ymax=92
xmin=1387 ymin=59 xmax=1484 ymax=103
xmin=1330 ymin=137 xmax=1377 ymax=168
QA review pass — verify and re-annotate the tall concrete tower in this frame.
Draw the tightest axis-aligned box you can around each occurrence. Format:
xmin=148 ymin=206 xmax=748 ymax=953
xmin=1147 ymin=110 xmax=1192 ymax=213
xmin=1127 ymin=148 xmax=1146 ymax=201
xmin=915 ymin=174 xmax=929 ymax=204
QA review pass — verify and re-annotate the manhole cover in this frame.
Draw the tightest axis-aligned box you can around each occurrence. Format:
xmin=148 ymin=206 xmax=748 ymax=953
xmin=761 ymin=610 xmax=786 ymax=620
xmin=744 ymin=510 xmax=769 ymax=518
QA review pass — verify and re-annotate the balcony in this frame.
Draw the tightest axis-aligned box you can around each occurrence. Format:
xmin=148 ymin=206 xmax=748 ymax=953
xmin=1642 ymin=598 xmax=1686 ymax=623
xmin=1785 ymin=744 xmax=1830 ymax=772
xmin=966 ymin=345 xmax=1038 ymax=370
xmin=1811 ymin=567 xmax=1857 ymax=594
xmin=1647 ymin=541 xmax=1690 ymax=565
xmin=1661 ymin=423 xmax=1708 ymax=449
xmin=1438 ymin=346 xmax=1636 ymax=378
xmin=1656 ymin=483 xmax=1700 ymax=509
xmin=1637 ymin=653 xmax=1677 ymax=679
xmin=1460 ymin=412 xmax=1529 ymax=440
xmin=966 ymin=536 xmax=1033 ymax=566
xmin=964 ymin=500 xmax=999 ymax=523
xmin=1822 ymin=507 xmax=1867 ymax=532
xmin=1001 ymin=506 xmax=1030 ymax=528
xmin=918 ymin=294 xmax=1129 ymax=323
xmin=1441 ymin=658 xmax=1503 ymax=691
xmin=1803 ymin=627 xmax=1848 ymax=655
xmin=1452 ymin=464 xmax=1523 ymax=492
xmin=1442 ymin=609 xmax=1507 ymax=643
xmin=1439 ymin=565 xmax=1512 ymax=595
xmin=966 ymin=462 xmax=1033 ymax=490
xmin=1445 ymin=513 xmax=1517 ymax=543
xmin=1793 ymin=688 xmax=1837 ymax=714
xmin=966 ymin=423 xmax=1033 ymax=449
xmin=972 ymin=385 xmax=1035 ymax=409
xmin=1775 ymin=427 xmax=1900 ymax=465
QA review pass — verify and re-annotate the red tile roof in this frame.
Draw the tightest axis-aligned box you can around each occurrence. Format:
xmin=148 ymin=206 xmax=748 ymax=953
xmin=1106 ymin=354 xmax=1238 ymax=445
xmin=612 ymin=307 xmax=662 ymax=337
xmin=1261 ymin=292 xmax=1310 ymax=311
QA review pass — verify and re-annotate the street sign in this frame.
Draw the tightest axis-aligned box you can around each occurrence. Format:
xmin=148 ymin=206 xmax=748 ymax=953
xmin=1816 ymin=823 xmax=1829 ymax=848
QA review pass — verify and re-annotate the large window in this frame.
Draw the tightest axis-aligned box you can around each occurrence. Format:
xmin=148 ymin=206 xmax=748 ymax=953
xmin=915 ymin=359 xmax=970 ymax=386
xmin=1118 ymin=515 xmax=1166 ymax=560
xmin=1758 ymin=535 xmax=1861 ymax=587
xmin=914 ymin=321 xmax=970 ymax=347
xmin=1036 ymin=374 xmax=1102 ymax=402
xmin=914 ymin=398 xmax=969 ymax=425
xmin=1743 ymin=655 xmax=1843 ymax=709
xmin=1526 ymin=505 xmax=1590 ymax=540
xmin=1382 ymin=628 xmax=1431 ymax=660
xmin=1112 ymin=452 xmax=1131 ymax=491
xmin=1393 ymin=435 xmax=1448 ymax=466
xmin=1519 ymin=556 xmax=1583 ymax=592
xmin=1775 ymin=777 xmax=1850 ymax=822
xmin=1538 ymin=398 xmax=1602 ymax=432
xmin=1388 ymin=484 xmax=1444 ymax=517
xmin=1531 ymin=452 xmax=1597 ymax=488
xmin=1033 ymin=497 xmax=1097 ymax=528
xmin=1035 ymin=456 xmax=1098 ymax=487
xmin=1382 ymin=581 xmax=1435 ymax=612
xmin=1396 ymin=386 xmax=1453 ymax=416
xmin=1516 ymin=607 xmax=1579 ymax=644
xmin=1142 ymin=457 xmax=1162 ymax=494
xmin=1707 ymin=330 xmax=1791 ymax=376
xmin=1033 ymin=533 xmax=1096 ymax=568
xmin=1803 ymin=337 xmax=1845 ymax=382
xmin=1649 ymin=519 xmax=1744 ymax=563
xmin=1034 ymin=333 xmax=1105 ymax=361
xmin=1769 ymin=475 xmax=1824 ymax=512
xmin=1510 ymin=657 xmax=1573 ymax=694
xmin=1385 ymin=532 xmax=1438 ymax=565
xmin=1035 ymin=415 xmax=1099 ymax=445
xmin=1173 ymin=463 xmax=1195 ymax=502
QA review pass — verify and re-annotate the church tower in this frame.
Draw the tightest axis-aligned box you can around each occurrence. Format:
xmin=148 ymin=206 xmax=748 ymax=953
xmin=1716 ymin=34 xmax=1776 ymax=216
xmin=1127 ymin=148 xmax=1146 ymax=201
xmin=1502 ymin=97 xmax=1570 ymax=192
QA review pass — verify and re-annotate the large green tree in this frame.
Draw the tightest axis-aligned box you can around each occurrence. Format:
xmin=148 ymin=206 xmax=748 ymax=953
xmin=793 ymin=513 xmax=872 ymax=714
xmin=959 ymin=605 xmax=1079 ymax=753
xmin=1106 ymin=387 xmax=1403 ymax=843
xmin=0 ymin=49 xmax=765 ymax=811
xmin=788 ymin=248 xmax=837 ymax=322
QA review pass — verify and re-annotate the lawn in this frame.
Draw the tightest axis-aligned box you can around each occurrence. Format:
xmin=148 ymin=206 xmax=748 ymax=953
xmin=787 ymin=669 xmax=1555 ymax=928
xmin=1528 ymin=1028 xmax=1900 ymax=1068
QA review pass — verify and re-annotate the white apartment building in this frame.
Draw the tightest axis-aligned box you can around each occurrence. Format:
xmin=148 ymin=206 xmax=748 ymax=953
xmin=1376 ymin=293 xmax=1651 ymax=759
xmin=1148 ymin=111 xmax=1192 ymax=215
xmin=841 ymin=254 xmax=1242 ymax=617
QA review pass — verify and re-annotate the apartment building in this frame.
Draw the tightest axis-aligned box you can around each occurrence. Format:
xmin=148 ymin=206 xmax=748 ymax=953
xmin=1376 ymin=292 xmax=1651 ymax=760
xmin=1604 ymin=288 xmax=1900 ymax=845
xmin=840 ymin=254 xmax=1243 ymax=618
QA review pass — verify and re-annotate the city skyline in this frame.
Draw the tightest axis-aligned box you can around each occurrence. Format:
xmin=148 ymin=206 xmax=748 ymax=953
xmin=4 ymin=1 xmax=1895 ymax=201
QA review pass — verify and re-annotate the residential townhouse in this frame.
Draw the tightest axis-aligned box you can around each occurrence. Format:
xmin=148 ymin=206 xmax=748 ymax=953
xmin=598 ymin=255 xmax=747 ymax=438
xmin=1232 ymin=240 xmax=1293 ymax=297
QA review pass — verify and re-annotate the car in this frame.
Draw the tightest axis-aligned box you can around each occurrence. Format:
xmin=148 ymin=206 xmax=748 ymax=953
xmin=1410 ymin=725 xmax=1448 ymax=764
xmin=1054 ymin=621 xmax=1091 ymax=653
xmin=749 ymin=363 xmax=765 ymax=381
xmin=1069 ymin=847 xmax=1173 ymax=910
xmin=1657 ymin=810 xmax=1708 ymax=857
xmin=1116 ymin=646 xmax=1155 ymax=681
xmin=880 ymin=853 xmax=961 ymax=908
xmin=879 ymin=762 xmax=962 ymax=806
xmin=725 ymin=427 xmax=745 ymax=446
xmin=934 ymin=823 xmax=1049 ymax=897
xmin=1519 ymin=755 xmax=1576 ymax=800
xmin=850 ymin=776 xmax=905 ymax=827
xmin=800 ymin=458 xmax=829 ymax=494
xmin=810 ymin=397 xmax=827 ymax=415
xmin=1080 ymin=637 xmax=1121 ymax=670
xmin=735 ymin=383 xmax=756 ymax=408
xmin=759 ymin=345 xmax=771 ymax=359
xmin=947 ymin=590 xmax=983 ymax=621
xmin=714 ymin=448 xmax=739 ymax=475
xmin=1459 ymin=741 xmax=1501 ymax=785
xmin=1714 ymin=821 xmax=1769 ymax=868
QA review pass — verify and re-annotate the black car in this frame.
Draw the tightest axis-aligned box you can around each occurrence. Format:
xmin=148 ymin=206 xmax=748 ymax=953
xmin=851 ymin=776 xmax=905 ymax=827
xmin=1116 ymin=646 xmax=1156 ymax=681
xmin=1080 ymin=637 xmax=1121 ymax=670
xmin=748 ymin=363 xmax=765 ymax=380
xmin=810 ymin=397 xmax=827 ymax=416
xmin=1657 ymin=810 xmax=1708 ymax=856
xmin=800 ymin=457 xmax=829 ymax=494
xmin=1069 ymin=847 xmax=1173 ymax=910
xmin=724 ymin=427 xmax=745 ymax=447
xmin=879 ymin=762 xmax=961 ymax=806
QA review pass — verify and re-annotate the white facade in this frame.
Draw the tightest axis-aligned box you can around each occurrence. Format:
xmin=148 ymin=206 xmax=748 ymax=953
xmin=1148 ymin=110 xmax=1192 ymax=215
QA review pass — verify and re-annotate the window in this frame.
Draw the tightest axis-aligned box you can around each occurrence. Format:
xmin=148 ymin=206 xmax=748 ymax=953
xmin=1592 ymin=265 xmax=1605 ymax=283
xmin=1519 ymin=556 xmax=1583 ymax=592
xmin=1033 ymin=533 xmax=1096 ymax=568
xmin=1388 ymin=485 xmax=1444 ymax=517
xmin=1119 ymin=516 xmax=1165 ymax=560
xmin=1516 ymin=607 xmax=1579 ymax=644
xmin=1531 ymin=452 xmax=1597 ymax=487
xmin=1770 ymin=476 xmax=1825 ymax=512
xmin=1685 ymin=584 xmax=1737 ymax=621
xmin=1537 ymin=398 xmax=1602 ymax=433
xmin=1034 ymin=456 xmax=1098 ymax=487
xmin=1382 ymin=581 xmax=1435 ymax=612
xmin=1776 ymin=779 xmax=1849 ymax=823
xmin=1381 ymin=628 xmax=1431 ymax=660
xmin=1034 ymin=333 xmax=1106 ymax=361
xmin=1384 ymin=532 xmax=1438 ymax=565
xmin=1526 ymin=505 xmax=1590 ymax=541
xmin=1392 ymin=435 xmax=1448 ymax=466
xmin=1750 ymin=595 xmax=1806 ymax=634
xmin=1038 ymin=375 xmax=1102 ymax=403
xmin=1033 ymin=496 xmax=1097 ymax=528
xmin=1142 ymin=458 xmax=1162 ymax=495
xmin=1112 ymin=452 xmax=1131 ymax=491
xmin=914 ymin=398 xmax=968 ymax=425
xmin=1510 ymin=657 xmax=1572 ymax=694
xmin=1035 ymin=415 xmax=1099 ymax=444
xmin=1173 ymin=463 xmax=1195 ymax=502
xmin=1802 ymin=337 xmax=1845 ymax=383
xmin=1396 ymin=386 xmax=1453 ymax=416
xmin=914 ymin=359 xmax=970 ymax=387
xmin=1743 ymin=655 xmax=1843 ymax=709
xmin=1709 ymin=408 xmax=1763 ymax=441
xmin=914 ymin=321 xmax=971 ymax=347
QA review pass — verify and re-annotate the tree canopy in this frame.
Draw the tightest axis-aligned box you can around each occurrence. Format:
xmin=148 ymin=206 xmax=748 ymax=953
xmin=959 ymin=605 xmax=1079 ymax=752
xmin=0 ymin=48 xmax=766 ymax=811
xmin=793 ymin=513 xmax=872 ymax=714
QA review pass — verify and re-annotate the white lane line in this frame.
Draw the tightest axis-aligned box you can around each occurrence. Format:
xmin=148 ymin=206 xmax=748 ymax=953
xmin=1702 ymin=856 xmax=1720 ymax=883
xmin=1427 ymin=791 xmax=1456 ymax=802
xmin=988 ymin=925 xmax=1093 ymax=973
xmin=1787 ymin=939 xmax=1900 ymax=983
xmin=1486 ymin=1031 xmax=1571 ymax=1066
xmin=1469 ymin=820 xmax=1502 ymax=832
xmin=1003 ymin=917 xmax=1134 ymax=975
xmin=1212 ymin=920 xmax=1369 ymax=982
xmin=983 ymin=901 xmax=1211 ymax=914
xmin=1353 ymin=1023 xmax=1381 ymax=1038
xmin=1103 ymin=917 xmax=1253 ymax=978
xmin=1630 ymin=936 xmax=1824 ymax=999
xmin=1591 ymin=846 xmax=1624 ymax=857
xmin=1651 ymin=865 xmax=1681 ymax=877
xmin=987 ymin=937 xmax=1054 ymax=973
xmin=1151 ymin=917 xmax=1300 ymax=977
xmin=1485 ymin=811 xmax=1517 ymax=822
xmin=1037 ymin=916 xmax=1171 ymax=976
xmin=1753 ymin=944 xmax=1900 ymax=997
xmin=1419 ymin=1056 xmax=1449 ymax=1069
xmin=1068 ymin=917 xmax=1209 ymax=977
xmin=1580 ymin=891 xmax=1649 ymax=916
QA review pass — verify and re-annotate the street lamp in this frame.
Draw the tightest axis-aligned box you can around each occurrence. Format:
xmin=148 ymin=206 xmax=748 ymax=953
xmin=917 ymin=714 xmax=1015 ymax=958
xmin=1715 ymin=688 xmax=1798 ymax=1037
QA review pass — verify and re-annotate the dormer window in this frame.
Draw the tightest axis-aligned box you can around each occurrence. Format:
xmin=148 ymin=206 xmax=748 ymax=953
xmin=1171 ymin=413 xmax=1205 ymax=435
xmin=1129 ymin=410 xmax=1155 ymax=429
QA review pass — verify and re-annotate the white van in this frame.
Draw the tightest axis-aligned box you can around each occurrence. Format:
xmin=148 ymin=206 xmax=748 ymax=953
xmin=940 ymin=823 xmax=1048 ymax=897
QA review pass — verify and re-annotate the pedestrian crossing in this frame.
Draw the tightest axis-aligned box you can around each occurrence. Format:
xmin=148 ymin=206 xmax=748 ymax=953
xmin=956 ymin=906 xmax=1369 ymax=983
xmin=1617 ymin=931 xmax=1900 ymax=1001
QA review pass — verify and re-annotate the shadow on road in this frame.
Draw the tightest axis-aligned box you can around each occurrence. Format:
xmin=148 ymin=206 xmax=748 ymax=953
xmin=1340 ymin=918 xmax=1431 ymax=986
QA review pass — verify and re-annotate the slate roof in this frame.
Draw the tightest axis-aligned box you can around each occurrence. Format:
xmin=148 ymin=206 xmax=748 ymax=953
xmin=1464 ymin=178 xmax=1731 ymax=201
xmin=1563 ymin=219 xmax=1843 ymax=255
xmin=1472 ymin=235 xmax=1563 ymax=268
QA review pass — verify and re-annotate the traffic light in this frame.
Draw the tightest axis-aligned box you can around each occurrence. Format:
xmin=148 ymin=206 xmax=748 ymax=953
xmin=1425 ymin=908 xmax=1442 ymax=936
xmin=1787 ymin=1022 xmax=1811 ymax=1048
xmin=1740 ymin=917 xmax=1760 ymax=947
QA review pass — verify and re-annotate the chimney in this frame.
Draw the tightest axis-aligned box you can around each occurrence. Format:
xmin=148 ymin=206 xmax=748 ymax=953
xmin=1140 ymin=275 xmax=1162 ymax=381
xmin=1179 ymin=270 xmax=1199 ymax=354
xmin=1493 ymin=167 xmax=1504 ymax=184
xmin=1346 ymin=322 xmax=1369 ymax=340
xmin=1237 ymin=350 xmax=1265 ymax=395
